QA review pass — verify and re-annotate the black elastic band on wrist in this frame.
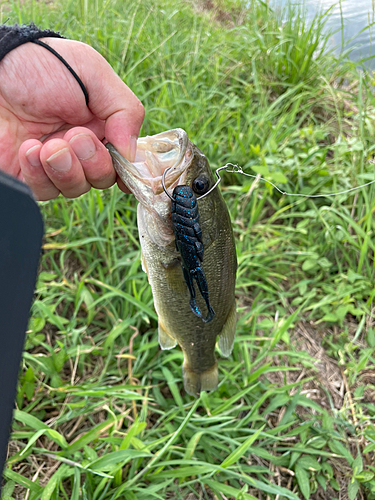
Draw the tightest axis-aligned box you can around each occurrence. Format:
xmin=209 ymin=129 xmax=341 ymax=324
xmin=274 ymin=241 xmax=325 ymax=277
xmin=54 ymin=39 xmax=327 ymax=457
xmin=31 ymin=39 xmax=89 ymax=106
xmin=0 ymin=23 xmax=89 ymax=107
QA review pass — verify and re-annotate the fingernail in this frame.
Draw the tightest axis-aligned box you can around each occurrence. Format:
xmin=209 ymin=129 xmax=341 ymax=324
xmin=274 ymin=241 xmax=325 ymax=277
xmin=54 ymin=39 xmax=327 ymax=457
xmin=46 ymin=148 xmax=72 ymax=172
xmin=69 ymin=134 xmax=96 ymax=160
xmin=128 ymin=136 xmax=138 ymax=162
xmin=25 ymin=145 xmax=42 ymax=167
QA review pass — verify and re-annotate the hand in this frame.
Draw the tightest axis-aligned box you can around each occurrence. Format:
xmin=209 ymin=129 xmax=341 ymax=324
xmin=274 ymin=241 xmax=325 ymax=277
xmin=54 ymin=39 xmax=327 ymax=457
xmin=0 ymin=37 xmax=144 ymax=200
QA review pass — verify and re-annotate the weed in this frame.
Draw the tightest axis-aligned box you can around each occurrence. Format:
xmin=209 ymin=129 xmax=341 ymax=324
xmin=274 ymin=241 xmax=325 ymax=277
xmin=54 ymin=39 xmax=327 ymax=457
xmin=1 ymin=0 xmax=375 ymax=499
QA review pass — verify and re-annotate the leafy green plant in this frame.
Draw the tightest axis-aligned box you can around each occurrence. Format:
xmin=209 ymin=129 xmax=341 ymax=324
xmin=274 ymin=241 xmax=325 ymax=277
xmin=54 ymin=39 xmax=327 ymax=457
xmin=1 ymin=0 xmax=375 ymax=498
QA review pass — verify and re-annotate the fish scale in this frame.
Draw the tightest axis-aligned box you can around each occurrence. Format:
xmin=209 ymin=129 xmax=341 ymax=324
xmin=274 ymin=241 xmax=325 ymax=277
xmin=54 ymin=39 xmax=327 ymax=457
xmin=107 ymin=129 xmax=237 ymax=396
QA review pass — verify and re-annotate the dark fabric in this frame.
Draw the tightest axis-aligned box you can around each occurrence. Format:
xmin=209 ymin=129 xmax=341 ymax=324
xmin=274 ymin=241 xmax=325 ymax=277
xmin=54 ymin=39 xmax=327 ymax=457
xmin=0 ymin=171 xmax=43 ymax=494
xmin=0 ymin=23 xmax=89 ymax=106
xmin=0 ymin=22 xmax=64 ymax=62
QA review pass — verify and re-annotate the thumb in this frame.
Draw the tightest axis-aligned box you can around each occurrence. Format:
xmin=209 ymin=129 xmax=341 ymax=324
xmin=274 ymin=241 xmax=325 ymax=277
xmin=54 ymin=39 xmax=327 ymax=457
xmin=81 ymin=46 xmax=145 ymax=161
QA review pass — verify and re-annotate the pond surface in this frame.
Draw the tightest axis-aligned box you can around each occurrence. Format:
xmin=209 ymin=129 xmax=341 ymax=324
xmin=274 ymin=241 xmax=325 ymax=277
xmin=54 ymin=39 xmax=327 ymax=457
xmin=273 ymin=0 xmax=375 ymax=68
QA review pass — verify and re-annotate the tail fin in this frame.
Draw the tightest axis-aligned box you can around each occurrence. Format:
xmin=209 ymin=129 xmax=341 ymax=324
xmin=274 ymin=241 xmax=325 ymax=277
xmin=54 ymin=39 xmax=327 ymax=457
xmin=183 ymin=361 xmax=218 ymax=396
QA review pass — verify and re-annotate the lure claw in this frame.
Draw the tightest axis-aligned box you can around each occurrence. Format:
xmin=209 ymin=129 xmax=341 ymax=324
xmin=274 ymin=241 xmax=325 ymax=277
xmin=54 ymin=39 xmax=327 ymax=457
xmin=203 ymin=306 xmax=215 ymax=323
xmin=189 ymin=299 xmax=203 ymax=319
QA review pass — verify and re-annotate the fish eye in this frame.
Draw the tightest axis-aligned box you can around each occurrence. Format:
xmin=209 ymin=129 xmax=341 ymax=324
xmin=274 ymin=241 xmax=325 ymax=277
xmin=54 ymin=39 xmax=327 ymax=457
xmin=192 ymin=176 xmax=210 ymax=195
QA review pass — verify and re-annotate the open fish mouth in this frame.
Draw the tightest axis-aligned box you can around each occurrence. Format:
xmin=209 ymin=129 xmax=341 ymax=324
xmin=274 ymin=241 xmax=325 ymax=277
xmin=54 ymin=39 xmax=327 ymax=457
xmin=107 ymin=129 xmax=193 ymax=199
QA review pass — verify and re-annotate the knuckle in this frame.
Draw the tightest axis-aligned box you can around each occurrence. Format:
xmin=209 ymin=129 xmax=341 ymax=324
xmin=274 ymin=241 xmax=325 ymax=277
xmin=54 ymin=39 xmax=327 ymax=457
xmin=134 ymin=99 xmax=145 ymax=122
xmin=62 ymin=183 xmax=91 ymax=199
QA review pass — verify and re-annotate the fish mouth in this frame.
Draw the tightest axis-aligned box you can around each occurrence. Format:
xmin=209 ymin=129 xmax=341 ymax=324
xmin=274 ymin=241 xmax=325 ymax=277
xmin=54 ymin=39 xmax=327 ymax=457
xmin=107 ymin=128 xmax=193 ymax=202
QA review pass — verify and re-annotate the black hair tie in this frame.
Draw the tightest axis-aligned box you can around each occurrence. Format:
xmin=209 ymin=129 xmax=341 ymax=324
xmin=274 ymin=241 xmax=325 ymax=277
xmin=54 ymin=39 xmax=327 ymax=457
xmin=31 ymin=39 xmax=89 ymax=106
xmin=0 ymin=23 xmax=89 ymax=106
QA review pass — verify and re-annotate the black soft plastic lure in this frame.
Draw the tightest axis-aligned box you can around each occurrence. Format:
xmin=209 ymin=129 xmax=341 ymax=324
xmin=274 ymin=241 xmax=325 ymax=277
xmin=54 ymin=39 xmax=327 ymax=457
xmin=171 ymin=185 xmax=215 ymax=323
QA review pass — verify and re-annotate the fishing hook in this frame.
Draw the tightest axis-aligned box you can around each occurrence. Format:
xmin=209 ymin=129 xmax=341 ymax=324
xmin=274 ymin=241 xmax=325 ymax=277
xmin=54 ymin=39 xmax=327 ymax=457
xmin=162 ymin=163 xmax=231 ymax=200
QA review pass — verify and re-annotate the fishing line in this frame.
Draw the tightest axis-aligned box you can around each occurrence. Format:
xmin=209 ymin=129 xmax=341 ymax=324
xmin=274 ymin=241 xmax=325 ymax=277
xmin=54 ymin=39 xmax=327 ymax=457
xmin=208 ymin=163 xmax=375 ymax=199
xmin=162 ymin=165 xmax=229 ymax=200
xmin=162 ymin=163 xmax=375 ymax=200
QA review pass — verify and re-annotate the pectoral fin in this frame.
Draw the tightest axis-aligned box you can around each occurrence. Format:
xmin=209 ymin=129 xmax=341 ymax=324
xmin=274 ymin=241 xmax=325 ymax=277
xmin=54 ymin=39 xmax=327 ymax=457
xmin=141 ymin=253 xmax=148 ymax=275
xmin=218 ymin=301 xmax=237 ymax=357
xmin=158 ymin=322 xmax=177 ymax=350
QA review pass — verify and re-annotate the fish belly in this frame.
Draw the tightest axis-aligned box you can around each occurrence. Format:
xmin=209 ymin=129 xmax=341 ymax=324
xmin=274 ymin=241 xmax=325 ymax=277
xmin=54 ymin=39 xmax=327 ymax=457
xmin=137 ymin=204 xmax=236 ymax=396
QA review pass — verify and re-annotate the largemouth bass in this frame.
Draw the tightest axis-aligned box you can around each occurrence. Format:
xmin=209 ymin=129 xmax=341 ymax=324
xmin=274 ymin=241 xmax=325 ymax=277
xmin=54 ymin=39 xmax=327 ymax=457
xmin=107 ymin=129 xmax=237 ymax=396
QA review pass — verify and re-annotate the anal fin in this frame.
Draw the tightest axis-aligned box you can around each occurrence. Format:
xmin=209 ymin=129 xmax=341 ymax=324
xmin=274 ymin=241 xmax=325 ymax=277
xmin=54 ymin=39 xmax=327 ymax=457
xmin=218 ymin=301 xmax=237 ymax=357
xmin=158 ymin=322 xmax=177 ymax=350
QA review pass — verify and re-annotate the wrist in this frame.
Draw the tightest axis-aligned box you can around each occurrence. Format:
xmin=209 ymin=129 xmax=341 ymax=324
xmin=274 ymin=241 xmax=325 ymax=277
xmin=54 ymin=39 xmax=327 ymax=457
xmin=0 ymin=23 xmax=64 ymax=64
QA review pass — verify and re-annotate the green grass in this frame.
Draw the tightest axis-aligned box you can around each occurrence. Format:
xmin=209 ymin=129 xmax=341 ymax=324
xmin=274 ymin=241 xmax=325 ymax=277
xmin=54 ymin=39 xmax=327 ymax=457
xmin=2 ymin=0 xmax=375 ymax=499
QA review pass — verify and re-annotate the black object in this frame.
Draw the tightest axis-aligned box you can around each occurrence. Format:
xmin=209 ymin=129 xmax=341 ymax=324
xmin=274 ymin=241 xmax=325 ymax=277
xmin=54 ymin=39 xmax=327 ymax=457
xmin=31 ymin=40 xmax=89 ymax=106
xmin=0 ymin=171 xmax=43 ymax=495
xmin=0 ymin=22 xmax=63 ymax=61
xmin=171 ymin=185 xmax=215 ymax=323
xmin=0 ymin=22 xmax=89 ymax=106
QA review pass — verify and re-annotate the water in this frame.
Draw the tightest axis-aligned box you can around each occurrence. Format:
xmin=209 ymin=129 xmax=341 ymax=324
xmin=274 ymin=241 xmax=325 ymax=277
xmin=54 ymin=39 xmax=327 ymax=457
xmin=274 ymin=0 xmax=375 ymax=68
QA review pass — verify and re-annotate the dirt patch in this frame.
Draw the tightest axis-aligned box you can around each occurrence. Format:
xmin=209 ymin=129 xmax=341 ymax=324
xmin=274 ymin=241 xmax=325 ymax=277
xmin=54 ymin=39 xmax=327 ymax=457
xmin=190 ymin=0 xmax=247 ymax=27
